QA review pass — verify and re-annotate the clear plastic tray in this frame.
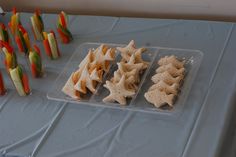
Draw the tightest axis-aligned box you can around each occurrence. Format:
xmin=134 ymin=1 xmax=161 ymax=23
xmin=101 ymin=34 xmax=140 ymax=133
xmin=47 ymin=43 xmax=203 ymax=114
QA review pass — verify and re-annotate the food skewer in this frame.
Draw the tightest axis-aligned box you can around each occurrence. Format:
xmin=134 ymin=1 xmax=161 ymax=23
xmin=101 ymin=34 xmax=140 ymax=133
xmin=0 ymin=23 xmax=10 ymax=43
xmin=43 ymin=30 xmax=60 ymax=59
xmin=28 ymin=45 xmax=43 ymax=78
xmin=30 ymin=9 xmax=44 ymax=41
xmin=15 ymin=25 xmax=31 ymax=55
xmin=8 ymin=7 xmax=21 ymax=36
xmin=0 ymin=41 xmax=30 ymax=96
xmin=57 ymin=11 xmax=73 ymax=44
xmin=0 ymin=41 xmax=17 ymax=70
xmin=9 ymin=65 xmax=30 ymax=96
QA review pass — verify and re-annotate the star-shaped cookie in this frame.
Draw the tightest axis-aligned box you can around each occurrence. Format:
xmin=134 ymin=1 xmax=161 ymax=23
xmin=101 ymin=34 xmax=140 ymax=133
xmin=103 ymin=75 xmax=135 ymax=105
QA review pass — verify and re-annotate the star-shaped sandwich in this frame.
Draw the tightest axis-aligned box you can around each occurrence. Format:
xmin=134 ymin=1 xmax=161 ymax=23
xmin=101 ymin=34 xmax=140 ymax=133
xmin=78 ymin=49 xmax=93 ymax=68
xmin=90 ymin=68 xmax=103 ymax=82
xmin=116 ymin=62 xmax=140 ymax=84
xmin=132 ymin=49 xmax=149 ymax=70
xmin=103 ymin=75 xmax=135 ymax=105
xmin=117 ymin=40 xmax=146 ymax=62
xmin=111 ymin=70 xmax=137 ymax=90
xmin=125 ymin=54 xmax=144 ymax=73
xmin=62 ymin=72 xmax=81 ymax=99
xmin=91 ymin=45 xmax=115 ymax=72
xmin=74 ymin=63 xmax=97 ymax=94
xmin=117 ymin=62 xmax=138 ymax=77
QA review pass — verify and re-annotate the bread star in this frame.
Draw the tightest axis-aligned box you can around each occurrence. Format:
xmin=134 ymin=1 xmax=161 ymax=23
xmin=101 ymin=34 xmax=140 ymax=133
xmin=117 ymin=62 xmax=140 ymax=83
xmin=125 ymin=54 xmax=144 ymax=73
xmin=103 ymin=75 xmax=135 ymax=105
xmin=158 ymin=55 xmax=184 ymax=69
xmin=111 ymin=70 xmax=137 ymax=91
xmin=72 ymin=69 xmax=82 ymax=83
xmin=156 ymin=63 xmax=185 ymax=77
xmin=117 ymin=40 xmax=137 ymax=62
xmin=93 ymin=44 xmax=108 ymax=54
xmin=104 ymin=48 xmax=116 ymax=61
xmin=151 ymin=71 xmax=183 ymax=84
xmin=144 ymin=89 xmax=175 ymax=108
xmin=90 ymin=68 xmax=103 ymax=82
xmin=62 ymin=72 xmax=81 ymax=99
xmin=112 ymin=70 xmax=134 ymax=83
xmin=133 ymin=48 xmax=149 ymax=70
xmin=78 ymin=49 xmax=93 ymax=68
xmin=91 ymin=45 xmax=115 ymax=72
xmin=117 ymin=63 xmax=138 ymax=80
xmin=117 ymin=40 xmax=146 ymax=62
xmin=74 ymin=63 xmax=96 ymax=94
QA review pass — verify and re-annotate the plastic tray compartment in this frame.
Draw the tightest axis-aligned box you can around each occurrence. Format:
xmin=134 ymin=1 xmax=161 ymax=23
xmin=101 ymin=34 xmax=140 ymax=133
xmin=132 ymin=48 xmax=203 ymax=114
xmin=47 ymin=43 xmax=203 ymax=114
xmin=47 ymin=42 xmax=156 ymax=106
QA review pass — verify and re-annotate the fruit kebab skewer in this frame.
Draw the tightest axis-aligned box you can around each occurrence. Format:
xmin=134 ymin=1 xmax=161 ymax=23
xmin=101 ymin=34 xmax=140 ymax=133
xmin=8 ymin=7 xmax=21 ymax=36
xmin=0 ymin=70 xmax=6 ymax=95
xmin=57 ymin=11 xmax=73 ymax=44
xmin=30 ymin=9 xmax=44 ymax=41
xmin=28 ymin=45 xmax=43 ymax=78
xmin=15 ymin=25 xmax=31 ymax=56
xmin=0 ymin=41 xmax=30 ymax=96
xmin=0 ymin=23 xmax=10 ymax=43
xmin=43 ymin=30 xmax=60 ymax=60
